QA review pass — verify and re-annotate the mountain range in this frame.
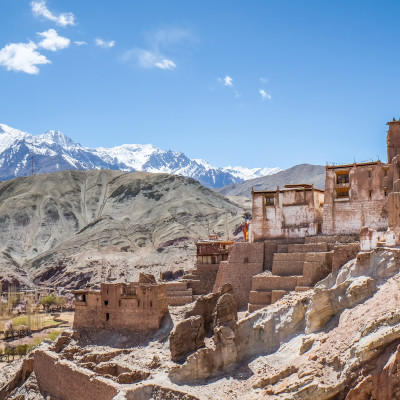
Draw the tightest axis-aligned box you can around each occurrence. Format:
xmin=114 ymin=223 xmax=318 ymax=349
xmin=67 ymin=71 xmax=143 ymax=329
xmin=0 ymin=124 xmax=280 ymax=188
xmin=218 ymin=163 xmax=326 ymax=197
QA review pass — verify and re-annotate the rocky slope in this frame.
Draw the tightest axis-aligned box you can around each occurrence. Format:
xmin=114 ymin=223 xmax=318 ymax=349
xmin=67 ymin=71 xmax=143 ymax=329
xmin=4 ymin=247 xmax=400 ymax=399
xmin=0 ymin=169 xmax=248 ymax=289
xmin=0 ymin=123 xmax=279 ymax=188
xmin=218 ymin=163 xmax=326 ymax=197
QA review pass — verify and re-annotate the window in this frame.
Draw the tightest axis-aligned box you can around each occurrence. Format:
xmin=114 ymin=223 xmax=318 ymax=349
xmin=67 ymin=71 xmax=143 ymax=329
xmin=119 ymin=300 xmax=121 ymax=307
xmin=384 ymin=169 xmax=388 ymax=177
xmin=368 ymin=170 xmax=372 ymax=179
xmin=104 ymin=300 xmax=108 ymax=306
xmin=106 ymin=313 xmax=110 ymax=321
xmin=82 ymin=294 xmax=86 ymax=303
xmin=384 ymin=187 xmax=388 ymax=197
xmin=150 ymin=301 xmax=153 ymax=307
xmin=265 ymin=195 xmax=275 ymax=206
xmin=369 ymin=190 xmax=372 ymax=200
xmin=336 ymin=188 xmax=349 ymax=199
xmin=336 ymin=172 xmax=349 ymax=184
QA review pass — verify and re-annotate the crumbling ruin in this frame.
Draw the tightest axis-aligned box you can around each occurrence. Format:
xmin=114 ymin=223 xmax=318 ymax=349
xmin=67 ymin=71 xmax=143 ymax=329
xmin=73 ymin=273 xmax=168 ymax=331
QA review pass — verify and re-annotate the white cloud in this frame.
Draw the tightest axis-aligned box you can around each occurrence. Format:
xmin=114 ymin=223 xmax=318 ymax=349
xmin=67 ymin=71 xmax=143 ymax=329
xmin=95 ymin=38 xmax=115 ymax=48
xmin=74 ymin=41 xmax=87 ymax=46
xmin=37 ymin=29 xmax=70 ymax=51
xmin=155 ymin=59 xmax=176 ymax=70
xmin=259 ymin=89 xmax=271 ymax=100
xmin=0 ymin=41 xmax=50 ymax=74
xmin=224 ymin=75 xmax=233 ymax=87
xmin=31 ymin=0 xmax=75 ymax=27
xmin=259 ymin=77 xmax=269 ymax=83
xmin=123 ymin=48 xmax=176 ymax=70
xmin=123 ymin=28 xmax=195 ymax=71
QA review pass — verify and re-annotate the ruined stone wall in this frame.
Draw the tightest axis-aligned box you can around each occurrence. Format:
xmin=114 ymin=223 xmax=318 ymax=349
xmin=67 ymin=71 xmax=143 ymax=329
xmin=34 ymin=350 xmax=119 ymax=400
xmin=323 ymin=162 xmax=391 ymax=235
xmin=73 ymin=282 xmax=168 ymax=331
xmin=213 ymin=243 xmax=263 ymax=308
xmin=251 ymin=188 xmax=324 ymax=241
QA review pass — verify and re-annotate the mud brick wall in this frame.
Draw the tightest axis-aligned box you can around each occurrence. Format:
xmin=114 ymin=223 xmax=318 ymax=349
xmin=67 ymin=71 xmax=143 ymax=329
xmin=184 ymin=270 xmax=219 ymax=296
xmin=297 ymin=252 xmax=332 ymax=287
xmin=323 ymin=163 xmax=392 ymax=235
xmin=251 ymin=189 xmax=324 ymax=241
xmin=34 ymin=350 xmax=119 ymax=400
xmin=332 ymin=243 xmax=360 ymax=271
xmin=263 ymin=238 xmax=304 ymax=271
xmin=213 ymin=243 xmax=264 ymax=308
xmin=74 ymin=282 xmax=168 ymax=331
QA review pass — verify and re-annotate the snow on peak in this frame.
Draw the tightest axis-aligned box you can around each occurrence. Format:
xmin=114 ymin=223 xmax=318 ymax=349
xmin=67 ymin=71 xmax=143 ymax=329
xmin=0 ymin=123 xmax=282 ymax=188
xmin=94 ymin=143 xmax=160 ymax=170
xmin=222 ymin=165 xmax=281 ymax=180
xmin=37 ymin=130 xmax=76 ymax=148
xmin=193 ymin=158 xmax=215 ymax=170
xmin=0 ymin=124 xmax=29 ymax=153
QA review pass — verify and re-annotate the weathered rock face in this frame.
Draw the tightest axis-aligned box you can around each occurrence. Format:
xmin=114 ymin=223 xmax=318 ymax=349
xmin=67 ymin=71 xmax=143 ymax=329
xmin=169 ymin=284 xmax=237 ymax=363
xmin=169 ymin=316 xmax=205 ymax=362
xmin=168 ymin=248 xmax=400 ymax=399
xmin=170 ymin=285 xmax=238 ymax=381
xmin=0 ymin=170 xmax=247 ymax=289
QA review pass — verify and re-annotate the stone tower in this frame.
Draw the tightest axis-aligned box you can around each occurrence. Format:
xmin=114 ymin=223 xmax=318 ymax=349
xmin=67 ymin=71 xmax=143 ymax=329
xmin=387 ymin=119 xmax=400 ymax=163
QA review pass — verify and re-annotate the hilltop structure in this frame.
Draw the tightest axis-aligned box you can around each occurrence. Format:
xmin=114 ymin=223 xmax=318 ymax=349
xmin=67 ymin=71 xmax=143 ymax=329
xmin=73 ymin=273 xmax=168 ymax=331
xmin=214 ymin=119 xmax=400 ymax=311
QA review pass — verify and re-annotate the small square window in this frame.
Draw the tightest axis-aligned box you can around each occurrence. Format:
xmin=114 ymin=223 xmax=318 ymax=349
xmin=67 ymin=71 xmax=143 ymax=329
xmin=265 ymin=196 xmax=275 ymax=206
xmin=104 ymin=300 xmax=108 ymax=306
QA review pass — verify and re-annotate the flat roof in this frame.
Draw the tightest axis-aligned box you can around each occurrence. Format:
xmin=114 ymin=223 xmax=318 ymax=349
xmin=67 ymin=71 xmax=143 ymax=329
xmin=326 ymin=161 xmax=388 ymax=169
xmin=252 ymin=185 xmax=324 ymax=194
xmin=196 ymin=240 xmax=235 ymax=245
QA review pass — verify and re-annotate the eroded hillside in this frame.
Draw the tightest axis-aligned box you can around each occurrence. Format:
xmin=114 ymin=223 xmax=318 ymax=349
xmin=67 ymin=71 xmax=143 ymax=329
xmin=0 ymin=170 xmax=247 ymax=289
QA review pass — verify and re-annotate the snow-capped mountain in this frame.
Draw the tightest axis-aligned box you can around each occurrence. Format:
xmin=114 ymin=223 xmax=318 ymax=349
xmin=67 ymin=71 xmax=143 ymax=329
xmin=0 ymin=124 xmax=280 ymax=188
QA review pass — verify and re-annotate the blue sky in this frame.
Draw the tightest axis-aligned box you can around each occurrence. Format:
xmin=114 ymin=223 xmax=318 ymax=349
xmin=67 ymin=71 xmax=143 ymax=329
xmin=1 ymin=0 xmax=400 ymax=169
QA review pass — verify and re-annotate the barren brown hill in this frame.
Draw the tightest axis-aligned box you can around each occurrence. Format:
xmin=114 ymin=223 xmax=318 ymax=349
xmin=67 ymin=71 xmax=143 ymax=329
xmin=218 ymin=163 xmax=326 ymax=198
xmin=0 ymin=170 xmax=247 ymax=289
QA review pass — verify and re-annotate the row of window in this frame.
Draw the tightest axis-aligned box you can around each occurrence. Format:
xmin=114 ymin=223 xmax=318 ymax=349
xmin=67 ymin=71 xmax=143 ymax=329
xmin=103 ymin=299 xmax=152 ymax=307
xmin=336 ymin=187 xmax=388 ymax=199
xmin=335 ymin=168 xmax=388 ymax=185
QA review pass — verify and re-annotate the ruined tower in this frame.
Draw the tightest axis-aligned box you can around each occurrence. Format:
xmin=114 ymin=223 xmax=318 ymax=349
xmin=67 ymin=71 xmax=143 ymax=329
xmin=387 ymin=119 xmax=400 ymax=163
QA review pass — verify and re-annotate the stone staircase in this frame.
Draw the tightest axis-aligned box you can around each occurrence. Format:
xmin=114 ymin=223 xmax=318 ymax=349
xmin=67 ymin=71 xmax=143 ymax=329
xmin=164 ymin=281 xmax=193 ymax=306
xmin=164 ymin=264 xmax=220 ymax=307
xmin=248 ymin=237 xmax=356 ymax=313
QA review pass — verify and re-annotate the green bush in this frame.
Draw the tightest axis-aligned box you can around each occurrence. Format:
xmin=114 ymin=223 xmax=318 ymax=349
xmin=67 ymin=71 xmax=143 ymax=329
xmin=16 ymin=344 xmax=28 ymax=356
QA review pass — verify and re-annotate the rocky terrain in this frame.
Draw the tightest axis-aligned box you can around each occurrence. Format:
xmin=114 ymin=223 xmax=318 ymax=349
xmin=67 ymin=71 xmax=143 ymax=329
xmin=0 ymin=169 xmax=248 ymax=289
xmin=219 ymin=164 xmax=326 ymax=197
xmin=2 ymin=246 xmax=400 ymax=399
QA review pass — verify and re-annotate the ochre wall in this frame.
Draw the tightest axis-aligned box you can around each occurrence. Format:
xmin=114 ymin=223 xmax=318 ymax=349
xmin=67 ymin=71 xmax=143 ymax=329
xmin=213 ymin=243 xmax=263 ymax=308
xmin=323 ymin=162 xmax=391 ymax=235
xmin=34 ymin=350 xmax=119 ymax=400
xmin=73 ymin=282 xmax=168 ymax=331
